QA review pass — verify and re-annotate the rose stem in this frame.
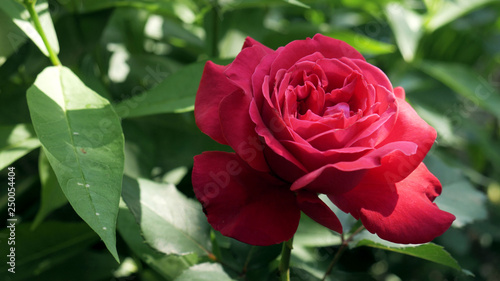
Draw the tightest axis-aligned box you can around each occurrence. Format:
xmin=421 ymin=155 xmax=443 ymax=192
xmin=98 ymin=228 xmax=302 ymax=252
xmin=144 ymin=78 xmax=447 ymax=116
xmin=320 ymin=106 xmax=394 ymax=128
xmin=279 ymin=237 xmax=294 ymax=281
xmin=209 ymin=0 xmax=220 ymax=58
xmin=242 ymin=246 xmax=256 ymax=274
xmin=23 ymin=0 xmax=61 ymax=66
xmin=321 ymin=225 xmax=365 ymax=281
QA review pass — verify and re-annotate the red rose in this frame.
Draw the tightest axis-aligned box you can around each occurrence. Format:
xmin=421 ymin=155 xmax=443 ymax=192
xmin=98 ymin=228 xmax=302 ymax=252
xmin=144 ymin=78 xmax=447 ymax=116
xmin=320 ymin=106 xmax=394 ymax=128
xmin=192 ymin=34 xmax=455 ymax=246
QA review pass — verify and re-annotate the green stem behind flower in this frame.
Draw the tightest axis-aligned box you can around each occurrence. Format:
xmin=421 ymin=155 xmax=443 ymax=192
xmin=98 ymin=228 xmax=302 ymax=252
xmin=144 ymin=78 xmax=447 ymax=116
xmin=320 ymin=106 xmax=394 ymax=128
xmin=279 ymin=237 xmax=293 ymax=281
xmin=23 ymin=0 xmax=61 ymax=66
xmin=321 ymin=226 xmax=365 ymax=281
xmin=209 ymin=0 xmax=220 ymax=58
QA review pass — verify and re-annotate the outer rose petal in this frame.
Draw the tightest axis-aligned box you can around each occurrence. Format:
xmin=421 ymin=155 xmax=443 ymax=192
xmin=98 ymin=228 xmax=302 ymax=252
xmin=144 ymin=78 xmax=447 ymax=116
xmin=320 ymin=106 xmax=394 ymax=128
xmin=290 ymin=141 xmax=418 ymax=194
xmin=269 ymin=34 xmax=365 ymax=80
xmin=219 ymin=90 xmax=270 ymax=172
xmin=195 ymin=61 xmax=240 ymax=145
xmin=225 ymin=37 xmax=274 ymax=94
xmin=369 ymin=96 xmax=437 ymax=183
xmin=394 ymin=86 xmax=405 ymax=99
xmin=296 ymin=190 xmax=342 ymax=233
xmin=330 ymin=163 xmax=455 ymax=244
xmin=192 ymin=152 xmax=300 ymax=246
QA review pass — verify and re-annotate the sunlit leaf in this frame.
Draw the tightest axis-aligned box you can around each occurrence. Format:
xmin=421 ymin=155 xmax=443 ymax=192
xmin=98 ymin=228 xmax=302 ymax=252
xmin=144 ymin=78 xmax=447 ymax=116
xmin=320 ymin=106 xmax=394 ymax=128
xmin=62 ymin=0 xmax=199 ymax=23
xmin=385 ymin=3 xmax=423 ymax=62
xmin=0 ymin=8 xmax=26 ymax=66
xmin=27 ymin=66 xmax=124 ymax=262
xmin=117 ymin=201 xmax=197 ymax=280
xmin=325 ymin=31 xmax=395 ymax=56
xmin=0 ymin=0 xmax=59 ymax=56
xmin=0 ymin=123 xmax=40 ymax=171
xmin=424 ymin=0 xmax=497 ymax=32
xmin=121 ymin=176 xmax=211 ymax=256
xmin=351 ymin=231 xmax=462 ymax=271
xmin=174 ymin=263 xmax=234 ymax=281
xmin=220 ymin=0 xmax=310 ymax=10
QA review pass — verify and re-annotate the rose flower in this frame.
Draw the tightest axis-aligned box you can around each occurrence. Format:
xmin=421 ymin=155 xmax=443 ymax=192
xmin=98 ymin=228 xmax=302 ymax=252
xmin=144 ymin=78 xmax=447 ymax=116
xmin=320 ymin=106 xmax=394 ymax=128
xmin=192 ymin=34 xmax=455 ymax=246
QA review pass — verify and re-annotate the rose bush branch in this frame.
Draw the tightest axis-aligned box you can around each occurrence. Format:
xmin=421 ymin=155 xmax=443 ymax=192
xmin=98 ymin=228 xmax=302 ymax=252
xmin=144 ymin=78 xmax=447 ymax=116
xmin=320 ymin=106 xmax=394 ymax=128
xmin=321 ymin=225 xmax=365 ymax=281
xmin=279 ymin=237 xmax=294 ymax=281
xmin=22 ymin=0 xmax=61 ymax=66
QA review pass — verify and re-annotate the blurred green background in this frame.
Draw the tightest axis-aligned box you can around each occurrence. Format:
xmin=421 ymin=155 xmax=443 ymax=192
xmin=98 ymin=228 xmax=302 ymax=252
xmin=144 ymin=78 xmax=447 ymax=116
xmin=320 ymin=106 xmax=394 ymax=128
xmin=1 ymin=0 xmax=499 ymax=280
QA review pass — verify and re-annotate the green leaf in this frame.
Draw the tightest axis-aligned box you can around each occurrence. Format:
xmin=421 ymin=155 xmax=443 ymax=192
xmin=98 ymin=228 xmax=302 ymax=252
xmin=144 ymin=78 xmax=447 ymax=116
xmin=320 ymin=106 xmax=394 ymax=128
xmin=294 ymin=214 xmax=341 ymax=247
xmin=424 ymin=0 xmax=497 ymax=32
xmin=63 ymin=0 xmax=199 ymax=24
xmin=0 ymin=221 xmax=100 ymax=280
xmin=0 ymin=123 xmax=41 ymax=171
xmin=117 ymin=201 xmax=198 ymax=280
xmin=0 ymin=8 xmax=27 ymax=66
xmin=0 ymin=0 xmax=59 ymax=56
xmin=174 ymin=263 xmax=234 ymax=281
xmin=425 ymin=155 xmax=488 ymax=228
xmin=114 ymin=61 xmax=207 ymax=118
xmin=21 ymin=251 xmax=118 ymax=281
xmin=352 ymin=231 xmax=461 ymax=271
xmin=26 ymin=66 xmax=125 ymax=262
xmin=31 ymin=150 xmax=68 ymax=230
xmin=412 ymin=104 xmax=463 ymax=147
xmin=385 ymin=3 xmax=423 ymax=62
xmin=419 ymin=61 xmax=500 ymax=120
xmin=221 ymin=0 xmax=310 ymax=10
xmin=121 ymin=176 xmax=212 ymax=256
xmin=325 ymin=31 xmax=396 ymax=56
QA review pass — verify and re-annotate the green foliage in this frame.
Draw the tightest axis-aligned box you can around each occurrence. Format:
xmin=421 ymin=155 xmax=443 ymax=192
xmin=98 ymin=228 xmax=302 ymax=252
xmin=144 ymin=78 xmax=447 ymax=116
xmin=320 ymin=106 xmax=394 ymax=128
xmin=0 ymin=222 xmax=101 ymax=280
xmin=1 ymin=0 xmax=499 ymax=280
xmin=27 ymin=66 xmax=124 ymax=261
xmin=0 ymin=0 xmax=59 ymax=57
xmin=115 ymin=60 xmax=206 ymax=118
xmin=121 ymin=176 xmax=211 ymax=256
xmin=31 ymin=150 xmax=67 ymax=229
xmin=0 ymin=124 xmax=40 ymax=171
xmin=117 ymin=201 xmax=198 ymax=280
xmin=352 ymin=231 xmax=461 ymax=271
xmin=174 ymin=263 xmax=234 ymax=281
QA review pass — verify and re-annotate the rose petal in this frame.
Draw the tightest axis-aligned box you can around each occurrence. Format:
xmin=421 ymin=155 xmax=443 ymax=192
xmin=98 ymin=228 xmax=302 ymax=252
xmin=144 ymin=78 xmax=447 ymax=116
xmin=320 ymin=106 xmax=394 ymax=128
xmin=290 ymin=164 xmax=366 ymax=195
xmin=367 ymin=98 xmax=437 ymax=183
xmin=192 ymin=152 xmax=300 ymax=246
xmin=394 ymin=86 xmax=406 ymax=99
xmin=250 ymin=99 xmax=309 ymax=182
xmin=306 ymin=115 xmax=379 ymax=150
xmin=347 ymin=85 xmax=398 ymax=148
xmin=269 ymin=34 xmax=365 ymax=82
xmin=225 ymin=37 xmax=274 ymax=94
xmin=195 ymin=61 xmax=239 ymax=145
xmin=329 ymin=163 xmax=455 ymax=244
xmin=296 ymin=190 xmax=342 ymax=233
xmin=242 ymin=36 xmax=273 ymax=50
xmin=219 ymin=91 xmax=270 ymax=172
xmin=281 ymin=140 xmax=371 ymax=171
xmin=290 ymin=141 xmax=417 ymax=194
xmin=350 ymin=59 xmax=394 ymax=92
